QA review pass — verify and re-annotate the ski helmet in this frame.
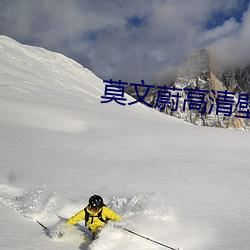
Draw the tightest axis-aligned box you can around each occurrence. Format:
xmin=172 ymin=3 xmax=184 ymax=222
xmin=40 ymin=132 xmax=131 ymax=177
xmin=89 ymin=195 xmax=104 ymax=210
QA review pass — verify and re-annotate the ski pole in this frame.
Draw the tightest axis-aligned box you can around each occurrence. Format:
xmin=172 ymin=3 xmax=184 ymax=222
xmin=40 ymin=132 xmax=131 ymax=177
xmin=37 ymin=220 xmax=48 ymax=231
xmin=122 ymin=227 xmax=180 ymax=250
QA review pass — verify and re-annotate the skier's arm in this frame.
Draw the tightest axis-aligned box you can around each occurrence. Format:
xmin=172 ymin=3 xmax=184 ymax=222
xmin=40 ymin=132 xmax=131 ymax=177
xmin=104 ymin=207 xmax=122 ymax=222
xmin=67 ymin=209 xmax=85 ymax=225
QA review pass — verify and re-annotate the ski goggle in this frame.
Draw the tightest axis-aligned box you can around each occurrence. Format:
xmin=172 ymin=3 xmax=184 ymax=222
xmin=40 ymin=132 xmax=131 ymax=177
xmin=89 ymin=204 xmax=101 ymax=211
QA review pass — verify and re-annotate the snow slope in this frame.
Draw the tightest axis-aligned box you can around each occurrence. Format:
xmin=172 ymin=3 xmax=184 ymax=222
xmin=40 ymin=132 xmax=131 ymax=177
xmin=0 ymin=35 xmax=250 ymax=250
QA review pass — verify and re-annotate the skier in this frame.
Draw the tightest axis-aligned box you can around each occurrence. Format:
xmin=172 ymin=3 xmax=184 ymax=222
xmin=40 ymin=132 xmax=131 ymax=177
xmin=66 ymin=194 xmax=121 ymax=239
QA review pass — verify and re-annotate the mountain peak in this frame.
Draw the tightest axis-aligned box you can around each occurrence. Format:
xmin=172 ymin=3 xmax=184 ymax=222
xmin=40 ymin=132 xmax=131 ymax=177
xmin=177 ymin=48 xmax=211 ymax=79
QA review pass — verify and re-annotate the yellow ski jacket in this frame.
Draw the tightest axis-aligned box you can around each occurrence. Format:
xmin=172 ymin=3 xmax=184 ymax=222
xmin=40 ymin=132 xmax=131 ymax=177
xmin=67 ymin=206 xmax=121 ymax=233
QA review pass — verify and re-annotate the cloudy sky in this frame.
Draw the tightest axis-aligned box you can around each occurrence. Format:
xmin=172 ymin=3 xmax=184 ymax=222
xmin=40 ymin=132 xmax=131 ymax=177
xmin=0 ymin=0 xmax=249 ymax=84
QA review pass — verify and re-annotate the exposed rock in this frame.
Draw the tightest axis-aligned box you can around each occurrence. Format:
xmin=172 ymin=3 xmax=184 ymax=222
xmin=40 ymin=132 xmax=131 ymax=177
xmin=126 ymin=48 xmax=250 ymax=130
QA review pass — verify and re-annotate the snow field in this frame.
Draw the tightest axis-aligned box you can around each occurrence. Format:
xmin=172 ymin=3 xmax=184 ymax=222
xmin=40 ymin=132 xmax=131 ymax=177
xmin=0 ymin=36 xmax=250 ymax=250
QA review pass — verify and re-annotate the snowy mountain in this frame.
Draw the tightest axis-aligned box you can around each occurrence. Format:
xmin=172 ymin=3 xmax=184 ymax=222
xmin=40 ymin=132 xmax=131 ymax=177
xmin=0 ymin=36 xmax=250 ymax=250
xmin=130 ymin=49 xmax=250 ymax=130
xmin=173 ymin=49 xmax=250 ymax=129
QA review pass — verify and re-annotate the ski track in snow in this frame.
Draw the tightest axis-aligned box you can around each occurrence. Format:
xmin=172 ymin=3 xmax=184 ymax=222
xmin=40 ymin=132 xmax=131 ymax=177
xmin=0 ymin=99 xmax=91 ymax=134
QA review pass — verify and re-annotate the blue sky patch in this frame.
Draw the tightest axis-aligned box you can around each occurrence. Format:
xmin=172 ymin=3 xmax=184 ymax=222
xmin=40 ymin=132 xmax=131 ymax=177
xmin=206 ymin=0 xmax=249 ymax=29
xmin=126 ymin=15 xmax=147 ymax=28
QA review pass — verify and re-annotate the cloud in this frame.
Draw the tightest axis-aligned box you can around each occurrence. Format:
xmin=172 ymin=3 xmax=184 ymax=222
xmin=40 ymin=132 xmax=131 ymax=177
xmin=0 ymin=0 xmax=249 ymax=83
xmin=200 ymin=18 xmax=240 ymax=45
xmin=208 ymin=4 xmax=250 ymax=69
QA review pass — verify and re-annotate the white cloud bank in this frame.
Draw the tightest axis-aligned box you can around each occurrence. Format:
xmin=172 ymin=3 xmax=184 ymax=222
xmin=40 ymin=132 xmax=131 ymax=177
xmin=0 ymin=0 xmax=249 ymax=82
